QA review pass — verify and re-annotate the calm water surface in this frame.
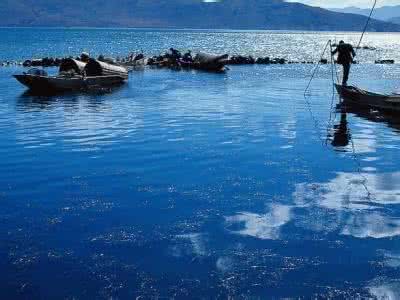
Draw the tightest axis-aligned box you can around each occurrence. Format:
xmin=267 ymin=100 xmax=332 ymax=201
xmin=1 ymin=29 xmax=400 ymax=299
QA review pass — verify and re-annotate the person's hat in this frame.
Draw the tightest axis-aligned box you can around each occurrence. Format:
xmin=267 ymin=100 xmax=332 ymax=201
xmin=81 ymin=52 xmax=90 ymax=58
xmin=339 ymin=40 xmax=344 ymax=44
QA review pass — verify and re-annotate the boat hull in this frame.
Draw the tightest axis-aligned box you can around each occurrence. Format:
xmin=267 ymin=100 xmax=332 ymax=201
xmin=192 ymin=52 xmax=228 ymax=72
xmin=335 ymin=84 xmax=400 ymax=112
xmin=14 ymin=74 xmax=126 ymax=92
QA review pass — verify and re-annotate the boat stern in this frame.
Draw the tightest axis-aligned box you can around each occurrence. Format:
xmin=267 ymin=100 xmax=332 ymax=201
xmin=13 ymin=74 xmax=54 ymax=91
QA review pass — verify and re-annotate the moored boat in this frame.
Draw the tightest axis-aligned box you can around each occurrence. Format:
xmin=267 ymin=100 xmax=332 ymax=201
xmin=335 ymin=84 xmax=400 ymax=112
xmin=179 ymin=53 xmax=229 ymax=72
xmin=14 ymin=58 xmax=128 ymax=92
xmin=192 ymin=53 xmax=229 ymax=72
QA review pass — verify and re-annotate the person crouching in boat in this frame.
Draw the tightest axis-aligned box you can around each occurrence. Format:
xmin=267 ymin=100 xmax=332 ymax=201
xmin=80 ymin=52 xmax=90 ymax=63
xmin=331 ymin=41 xmax=356 ymax=86
xmin=182 ymin=50 xmax=193 ymax=63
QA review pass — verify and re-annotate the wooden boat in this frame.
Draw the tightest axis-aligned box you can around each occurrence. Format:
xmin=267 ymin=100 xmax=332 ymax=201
xmin=335 ymin=84 xmax=400 ymax=112
xmin=14 ymin=58 xmax=128 ymax=92
xmin=194 ymin=53 xmax=229 ymax=72
xmin=180 ymin=53 xmax=229 ymax=72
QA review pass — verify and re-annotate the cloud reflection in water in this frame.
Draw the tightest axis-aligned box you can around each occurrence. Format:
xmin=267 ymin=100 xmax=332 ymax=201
xmin=294 ymin=172 xmax=400 ymax=239
xmin=369 ymin=282 xmax=400 ymax=300
xmin=225 ymin=204 xmax=291 ymax=240
xmin=225 ymin=171 xmax=400 ymax=241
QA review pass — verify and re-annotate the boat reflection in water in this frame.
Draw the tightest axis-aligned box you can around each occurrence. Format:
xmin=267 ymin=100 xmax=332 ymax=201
xmin=17 ymin=83 xmax=126 ymax=112
xmin=329 ymin=100 xmax=400 ymax=151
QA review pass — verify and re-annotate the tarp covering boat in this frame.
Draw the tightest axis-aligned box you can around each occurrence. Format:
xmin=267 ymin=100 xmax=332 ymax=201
xmin=84 ymin=59 xmax=128 ymax=79
xmin=59 ymin=58 xmax=86 ymax=75
xmin=194 ymin=53 xmax=229 ymax=65
xmin=189 ymin=52 xmax=229 ymax=72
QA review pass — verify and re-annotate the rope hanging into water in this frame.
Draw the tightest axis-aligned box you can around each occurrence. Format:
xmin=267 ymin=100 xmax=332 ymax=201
xmin=343 ymin=0 xmax=377 ymax=200
xmin=304 ymin=39 xmax=331 ymax=96
xmin=356 ymin=0 xmax=378 ymax=54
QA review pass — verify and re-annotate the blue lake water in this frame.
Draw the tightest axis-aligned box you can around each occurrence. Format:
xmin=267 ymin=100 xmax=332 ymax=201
xmin=1 ymin=28 xmax=400 ymax=298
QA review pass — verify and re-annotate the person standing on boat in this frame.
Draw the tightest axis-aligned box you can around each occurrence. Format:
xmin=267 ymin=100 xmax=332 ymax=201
xmin=331 ymin=40 xmax=356 ymax=86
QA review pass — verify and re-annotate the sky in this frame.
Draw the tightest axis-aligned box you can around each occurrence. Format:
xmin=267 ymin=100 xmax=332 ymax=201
xmin=286 ymin=0 xmax=400 ymax=8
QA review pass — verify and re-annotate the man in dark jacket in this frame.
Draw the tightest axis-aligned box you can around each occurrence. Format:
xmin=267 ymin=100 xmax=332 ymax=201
xmin=332 ymin=40 xmax=356 ymax=86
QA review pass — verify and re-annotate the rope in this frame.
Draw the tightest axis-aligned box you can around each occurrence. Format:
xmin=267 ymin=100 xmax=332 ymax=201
xmin=329 ymin=41 xmax=340 ymax=84
xmin=304 ymin=40 xmax=331 ymax=96
xmin=342 ymin=0 xmax=377 ymax=199
xmin=348 ymin=123 xmax=373 ymax=199
xmin=355 ymin=0 xmax=378 ymax=54
xmin=325 ymin=41 xmax=339 ymax=145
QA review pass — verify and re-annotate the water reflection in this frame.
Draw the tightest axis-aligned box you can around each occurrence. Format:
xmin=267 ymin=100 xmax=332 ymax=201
xmin=380 ymin=250 xmax=400 ymax=268
xmin=3 ymin=56 xmax=400 ymax=297
xmin=171 ymin=233 xmax=208 ymax=257
xmin=341 ymin=211 xmax=400 ymax=239
xmin=345 ymin=103 xmax=400 ymax=135
xmin=369 ymin=281 xmax=400 ymax=300
xmin=225 ymin=204 xmax=291 ymax=240
xmin=328 ymin=102 xmax=400 ymax=155
xmin=294 ymin=171 xmax=400 ymax=239
xmin=224 ymin=171 xmax=400 ymax=241
xmin=17 ymin=84 xmax=125 ymax=110
xmin=331 ymin=110 xmax=351 ymax=149
xmin=296 ymin=171 xmax=400 ymax=207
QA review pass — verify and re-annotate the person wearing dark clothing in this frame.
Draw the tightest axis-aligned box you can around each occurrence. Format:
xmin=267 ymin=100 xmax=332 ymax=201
xmin=182 ymin=50 xmax=193 ymax=63
xmin=331 ymin=40 xmax=356 ymax=86
xmin=169 ymin=48 xmax=182 ymax=60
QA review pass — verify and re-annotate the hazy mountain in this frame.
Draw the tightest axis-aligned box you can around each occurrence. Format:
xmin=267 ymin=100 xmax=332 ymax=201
xmin=330 ymin=5 xmax=400 ymax=22
xmin=0 ymin=0 xmax=399 ymax=31
xmin=389 ymin=17 xmax=400 ymax=25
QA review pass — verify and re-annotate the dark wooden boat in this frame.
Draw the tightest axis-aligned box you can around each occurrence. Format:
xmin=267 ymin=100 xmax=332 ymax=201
xmin=335 ymin=84 xmax=400 ymax=112
xmin=14 ymin=58 xmax=128 ymax=92
xmin=180 ymin=53 xmax=229 ymax=72
xmin=194 ymin=53 xmax=229 ymax=71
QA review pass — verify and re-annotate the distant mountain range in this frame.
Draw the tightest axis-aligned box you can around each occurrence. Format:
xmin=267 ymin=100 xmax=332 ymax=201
xmin=1 ymin=0 xmax=400 ymax=31
xmin=390 ymin=17 xmax=400 ymax=25
xmin=330 ymin=5 xmax=400 ymax=24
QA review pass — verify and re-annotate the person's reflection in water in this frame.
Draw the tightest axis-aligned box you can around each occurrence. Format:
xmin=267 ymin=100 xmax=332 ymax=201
xmin=331 ymin=110 xmax=351 ymax=148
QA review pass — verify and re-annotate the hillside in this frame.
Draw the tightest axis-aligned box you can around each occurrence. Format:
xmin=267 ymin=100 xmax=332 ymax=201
xmin=389 ymin=17 xmax=400 ymax=25
xmin=330 ymin=5 xmax=400 ymax=22
xmin=0 ymin=0 xmax=400 ymax=31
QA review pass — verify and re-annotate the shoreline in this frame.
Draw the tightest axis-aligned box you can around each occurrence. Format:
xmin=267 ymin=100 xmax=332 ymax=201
xmin=1 ymin=27 xmax=400 ymax=34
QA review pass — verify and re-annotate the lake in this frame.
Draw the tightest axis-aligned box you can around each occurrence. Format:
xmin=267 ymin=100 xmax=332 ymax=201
xmin=1 ymin=28 xmax=400 ymax=299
